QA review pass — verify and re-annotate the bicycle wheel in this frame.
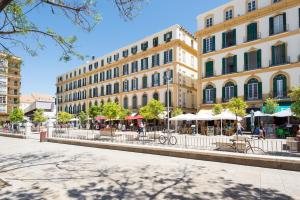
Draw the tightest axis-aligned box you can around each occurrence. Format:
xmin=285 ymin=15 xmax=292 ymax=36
xmin=169 ymin=136 xmax=177 ymax=145
xmin=246 ymin=147 xmax=265 ymax=155
xmin=159 ymin=135 xmax=167 ymax=144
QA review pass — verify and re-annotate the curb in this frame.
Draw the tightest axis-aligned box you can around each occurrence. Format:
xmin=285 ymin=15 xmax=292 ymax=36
xmin=47 ymin=138 xmax=300 ymax=172
xmin=0 ymin=133 xmax=26 ymax=139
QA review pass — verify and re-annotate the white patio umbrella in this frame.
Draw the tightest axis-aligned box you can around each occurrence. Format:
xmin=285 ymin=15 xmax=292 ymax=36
xmin=212 ymin=110 xmax=242 ymax=136
xmin=70 ymin=118 xmax=79 ymax=121
xmin=272 ymin=108 xmax=295 ymax=124
xmin=245 ymin=111 xmax=271 ymax=118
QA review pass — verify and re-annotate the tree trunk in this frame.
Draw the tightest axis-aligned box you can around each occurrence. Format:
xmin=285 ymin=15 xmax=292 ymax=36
xmin=0 ymin=0 xmax=13 ymax=12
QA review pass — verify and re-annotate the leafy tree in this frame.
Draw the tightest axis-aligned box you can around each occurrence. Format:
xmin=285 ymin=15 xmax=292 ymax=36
xmin=171 ymin=107 xmax=183 ymax=117
xmin=227 ymin=98 xmax=248 ymax=120
xmin=9 ymin=108 xmax=24 ymax=123
xmin=212 ymin=104 xmax=223 ymax=115
xmin=118 ymin=107 xmax=131 ymax=120
xmin=0 ymin=0 xmax=146 ymax=61
xmin=140 ymin=99 xmax=165 ymax=121
xmin=33 ymin=109 xmax=47 ymax=131
xmin=57 ymin=112 xmax=73 ymax=124
xmin=264 ymin=98 xmax=279 ymax=114
xmin=289 ymin=87 xmax=300 ymax=118
xmin=102 ymin=102 xmax=121 ymax=136
xmin=88 ymin=105 xmax=101 ymax=120
xmin=78 ymin=111 xmax=88 ymax=128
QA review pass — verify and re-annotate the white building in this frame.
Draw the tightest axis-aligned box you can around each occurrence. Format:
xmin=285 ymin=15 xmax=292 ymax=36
xmin=195 ymin=0 xmax=300 ymax=112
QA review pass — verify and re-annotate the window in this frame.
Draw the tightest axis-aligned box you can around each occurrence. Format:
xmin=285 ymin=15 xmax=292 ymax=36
xmin=131 ymin=61 xmax=138 ymax=73
xmin=203 ymin=85 xmax=216 ymax=104
xmin=273 ymin=0 xmax=281 ymax=3
xmin=94 ymin=62 xmax=98 ymax=69
xmin=131 ymin=46 xmax=138 ymax=54
xmin=222 ymin=55 xmax=237 ymax=74
xmin=153 ymin=37 xmax=159 ymax=47
xmin=245 ymin=50 xmax=261 ymax=70
xmin=270 ymin=13 xmax=286 ymax=35
xmin=271 ymin=43 xmax=287 ymax=66
xmin=164 ymin=32 xmax=172 ymax=42
xmin=141 ymin=57 xmax=148 ymax=70
xmin=273 ymin=74 xmax=287 ymax=98
xmin=222 ymin=29 xmax=236 ymax=48
xmin=246 ymin=23 xmax=258 ymax=42
xmin=152 ymin=73 xmax=160 ymax=87
xmin=106 ymin=84 xmax=112 ymax=95
xmin=114 ymin=53 xmax=119 ymax=61
xmin=191 ymin=56 xmax=195 ymax=67
xmin=245 ymin=78 xmax=262 ymax=100
xmin=101 ymin=86 xmax=105 ymax=96
xmin=205 ymin=61 xmax=214 ymax=77
xmin=94 ymin=74 xmax=99 ymax=83
xmin=153 ymin=92 xmax=159 ymax=101
xmin=163 ymin=70 xmax=173 ymax=85
xmin=101 ymin=60 xmax=104 ymax=67
xmin=225 ymin=8 xmax=233 ymax=21
xmin=132 ymin=95 xmax=137 ymax=109
xmin=123 ymin=80 xmax=129 ymax=92
xmin=223 ymin=82 xmax=236 ymax=102
xmin=142 ymin=94 xmax=148 ymax=106
xmin=142 ymin=76 xmax=148 ymax=89
xmin=164 ymin=49 xmax=173 ymax=64
xmin=123 ymin=64 xmax=129 ymax=75
xmin=114 ymin=82 xmax=119 ymax=94
xmin=113 ymin=67 xmax=119 ymax=78
xmin=152 ymin=54 xmax=160 ymax=67
xmin=107 ymin=56 xmax=112 ymax=64
xmin=123 ymin=97 xmax=128 ymax=109
xmin=182 ymin=51 xmax=186 ymax=63
xmin=206 ymin=16 xmax=213 ymax=28
xmin=203 ymin=36 xmax=215 ymax=53
xmin=106 ymin=69 xmax=112 ymax=79
xmin=123 ymin=50 xmax=129 ymax=58
xmin=89 ymin=64 xmax=93 ymax=71
xmin=131 ymin=78 xmax=138 ymax=90
xmin=0 ymin=96 xmax=6 ymax=104
xmin=247 ymin=0 xmax=256 ymax=12
xmin=141 ymin=42 xmax=148 ymax=51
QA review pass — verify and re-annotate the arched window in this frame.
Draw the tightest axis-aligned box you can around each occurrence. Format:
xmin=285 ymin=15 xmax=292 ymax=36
xmin=244 ymin=78 xmax=262 ymax=100
xmin=165 ymin=91 xmax=172 ymax=107
xmin=203 ymin=85 xmax=216 ymax=104
xmin=153 ymin=92 xmax=159 ymax=101
xmin=132 ymin=95 xmax=137 ymax=109
xmin=77 ymin=104 xmax=81 ymax=113
xmin=142 ymin=94 xmax=148 ymax=106
xmin=82 ymin=103 xmax=86 ymax=112
xmin=123 ymin=97 xmax=128 ymax=109
xmin=222 ymin=82 xmax=237 ymax=102
xmin=73 ymin=105 xmax=76 ymax=114
xmin=273 ymin=74 xmax=287 ymax=98
xmin=65 ymin=106 xmax=68 ymax=112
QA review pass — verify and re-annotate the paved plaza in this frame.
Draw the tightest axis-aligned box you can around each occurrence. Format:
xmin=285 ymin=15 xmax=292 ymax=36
xmin=0 ymin=137 xmax=300 ymax=200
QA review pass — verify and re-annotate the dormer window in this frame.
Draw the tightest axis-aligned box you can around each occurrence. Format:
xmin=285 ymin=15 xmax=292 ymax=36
xmin=123 ymin=50 xmax=129 ymax=58
xmin=247 ymin=0 xmax=256 ymax=12
xmin=164 ymin=32 xmax=172 ymax=42
xmin=89 ymin=64 xmax=93 ymax=71
xmin=225 ymin=8 xmax=233 ymax=21
xmin=101 ymin=60 xmax=104 ymax=67
xmin=107 ymin=56 xmax=112 ymax=64
xmin=206 ymin=16 xmax=213 ymax=28
xmin=114 ymin=53 xmax=119 ymax=61
xmin=131 ymin=46 xmax=138 ymax=54
xmin=141 ymin=41 xmax=148 ymax=51
xmin=94 ymin=62 xmax=98 ymax=69
xmin=153 ymin=37 xmax=159 ymax=47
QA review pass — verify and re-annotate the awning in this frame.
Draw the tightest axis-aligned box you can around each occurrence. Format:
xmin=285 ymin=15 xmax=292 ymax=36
xmin=125 ymin=115 xmax=144 ymax=120
xmin=95 ymin=116 xmax=106 ymax=121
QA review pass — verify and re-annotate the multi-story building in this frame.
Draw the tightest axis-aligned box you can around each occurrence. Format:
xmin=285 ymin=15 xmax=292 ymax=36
xmin=0 ymin=53 xmax=21 ymax=122
xmin=56 ymin=25 xmax=198 ymax=114
xmin=195 ymin=0 xmax=300 ymax=112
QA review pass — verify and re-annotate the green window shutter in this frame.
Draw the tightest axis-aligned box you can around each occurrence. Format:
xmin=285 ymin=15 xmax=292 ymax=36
xmin=244 ymin=52 xmax=249 ymax=71
xmin=222 ymin=58 xmax=226 ymax=74
xmin=273 ymin=77 xmax=277 ymax=98
xmin=233 ymin=29 xmax=236 ymax=45
xmin=212 ymin=88 xmax=216 ymax=103
xmin=258 ymin=82 xmax=262 ymax=100
xmin=222 ymin=87 xmax=225 ymax=102
xmin=253 ymin=23 xmax=258 ymax=40
xmin=163 ymin=71 xmax=167 ymax=85
xmin=157 ymin=54 xmax=160 ymax=66
xmin=212 ymin=36 xmax=216 ymax=51
xmin=233 ymin=55 xmax=237 ymax=72
xmin=152 ymin=75 xmax=154 ymax=87
xmin=203 ymin=89 xmax=206 ymax=104
xmin=247 ymin=24 xmax=251 ymax=41
xmin=136 ymin=79 xmax=138 ymax=90
xmin=299 ymin=8 xmax=300 ymax=28
xmin=234 ymin=85 xmax=238 ymax=97
xmin=222 ymin=32 xmax=226 ymax=48
xmin=244 ymin=84 xmax=248 ymax=101
xmin=271 ymin=46 xmax=275 ymax=66
xmin=206 ymin=61 xmax=213 ymax=77
xmin=203 ymin=39 xmax=207 ymax=53
xmin=282 ymin=76 xmax=287 ymax=97
xmin=257 ymin=49 xmax=262 ymax=68
xmin=158 ymin=73 xmax=160 ymax=86
xmin=281 ymin=43 xmax=286 ymax=62
xmin=169 ymin=49 xmax=173 ymax=62
xmin=283 ymin=12 xmax=287 ymax=32
xmin=152 ymin=56 xmax=155 ymax=67
xmin=164 ymin=51 xmax=167 ymax=64
xmin=269 ymin=17 xmax=274 ymax=35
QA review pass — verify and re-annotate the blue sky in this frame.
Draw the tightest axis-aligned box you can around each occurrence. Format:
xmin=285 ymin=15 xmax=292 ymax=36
xmin=14 ymin=0 xmax=228 ymax=95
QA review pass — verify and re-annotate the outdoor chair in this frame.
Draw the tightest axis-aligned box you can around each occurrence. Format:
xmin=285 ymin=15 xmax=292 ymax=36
xmin=275 ymin=128 xmax=285 ymax=138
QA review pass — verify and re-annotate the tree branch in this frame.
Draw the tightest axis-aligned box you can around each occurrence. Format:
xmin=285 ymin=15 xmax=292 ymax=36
xmin=0 ymin=0 xmax=13 ymax=13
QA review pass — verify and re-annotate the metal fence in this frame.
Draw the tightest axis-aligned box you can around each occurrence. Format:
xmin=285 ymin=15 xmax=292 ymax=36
xmin=50 ymin=128 xmax=300 ymax=158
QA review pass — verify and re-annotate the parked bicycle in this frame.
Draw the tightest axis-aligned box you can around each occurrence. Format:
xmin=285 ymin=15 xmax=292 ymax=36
xmin=159 ymin=134 xmax=177 ymax=145
xmin=230 ymin=136 xmax=265 ymax=154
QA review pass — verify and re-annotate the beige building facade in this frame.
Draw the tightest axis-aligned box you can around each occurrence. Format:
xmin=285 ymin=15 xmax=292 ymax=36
xmin=56 ymin=25 xmax=198 ymax=114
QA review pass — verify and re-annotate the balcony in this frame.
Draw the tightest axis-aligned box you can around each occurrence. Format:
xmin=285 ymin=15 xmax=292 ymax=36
xmin=269 ymin=56 xmax=290 ymax=67
xmin=270 ymin=24 xmax=289 ymax=36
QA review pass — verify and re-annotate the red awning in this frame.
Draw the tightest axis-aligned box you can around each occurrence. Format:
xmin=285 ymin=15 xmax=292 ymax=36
xmin=125 ymin=115 xmax=144 ymax=120
xmin=95 ymin=116 xmax=106 ymax=121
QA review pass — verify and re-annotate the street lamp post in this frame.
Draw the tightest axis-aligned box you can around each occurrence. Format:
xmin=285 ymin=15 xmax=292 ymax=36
xmin=166 ymin=71 xmax=172 ymax=135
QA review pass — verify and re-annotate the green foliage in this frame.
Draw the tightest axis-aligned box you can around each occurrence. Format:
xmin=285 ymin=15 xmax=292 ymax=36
xmin=102 ymin=102 xmax=121 ymax=120
xmin=264 ymin=98 xmax=279 ymax=114
xmin=57 ymin=112 xmax=73 ymax=124
xmin=171 ymin=107 xmax=183 ymax=117
xmin=78 ymin=111 xmax=88 ymax=126
xmin=33 ymin=109 xmax=47 ymax=123
xmin=9 ymin=108 xmax=24 ymax=123
xmin=140 ymin=99 xmax=165 ymax=120
xmin=212 ymin=104 xmax=223 ymax=115
xmin=118 ymin=108 xmax=131 ymax=120
xmin=227 ymin=98 xmax=248 ymax=117
xmin=289 ymin=87 xmax=300 ymax=118
xmin=88 ymin=105 xmax=101 ymax=119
